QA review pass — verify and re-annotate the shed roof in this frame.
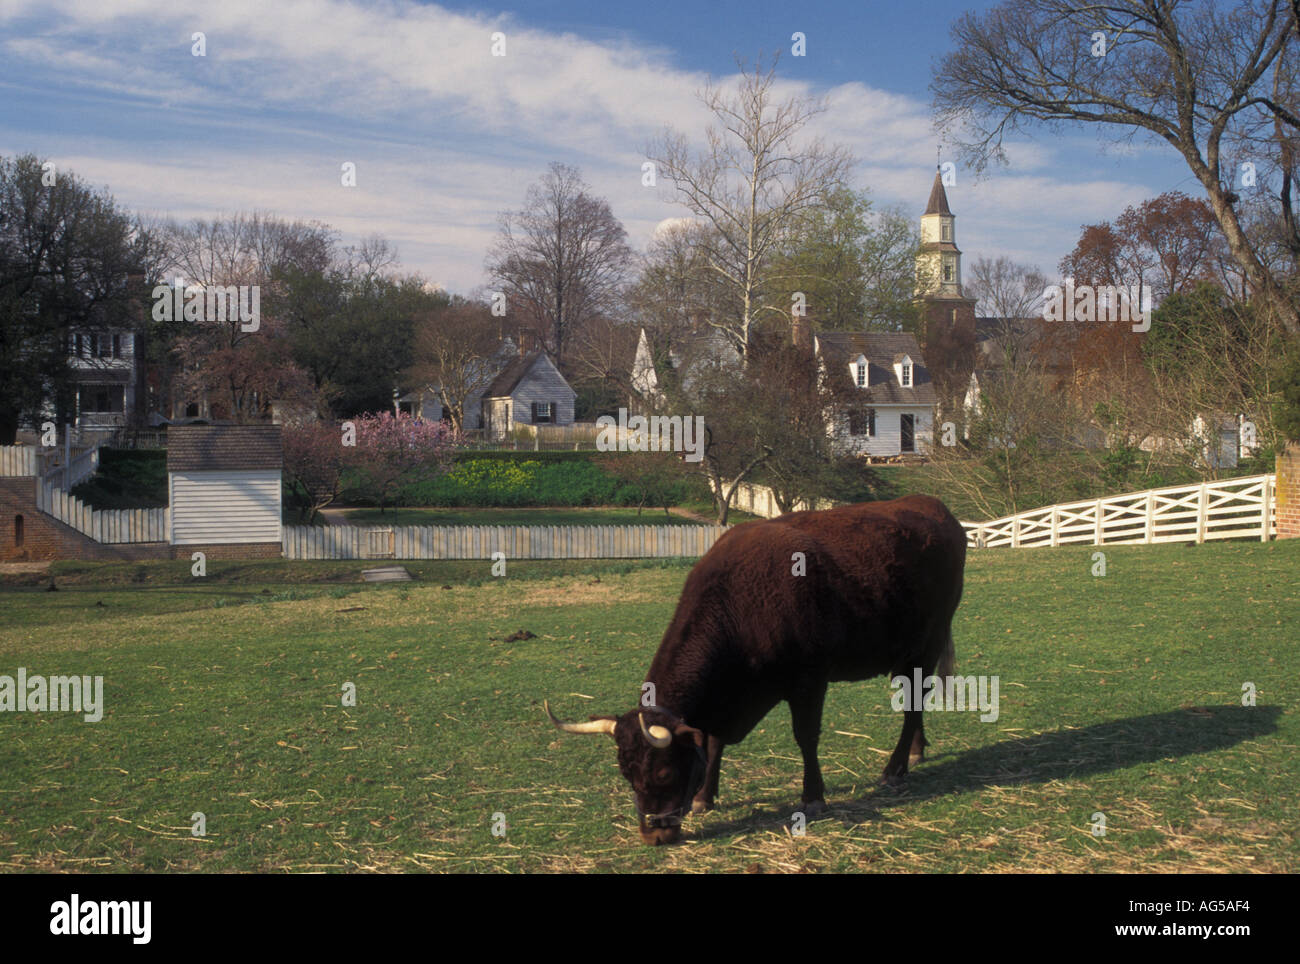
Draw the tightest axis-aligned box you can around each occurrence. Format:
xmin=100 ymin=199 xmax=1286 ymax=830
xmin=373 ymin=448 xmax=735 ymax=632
xmin=167 ymin=425 xmax=283 ymax=472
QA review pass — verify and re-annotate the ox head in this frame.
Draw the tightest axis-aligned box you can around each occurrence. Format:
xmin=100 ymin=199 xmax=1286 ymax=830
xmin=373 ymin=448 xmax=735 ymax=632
xmin=544 ymin=699 xmax=706 ymax=846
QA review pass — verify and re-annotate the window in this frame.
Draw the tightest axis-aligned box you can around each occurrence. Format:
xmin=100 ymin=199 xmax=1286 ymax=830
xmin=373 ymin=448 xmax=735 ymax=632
xmin=14 ymin=515 xmax=23 ymax=548
xmin=856 ymin=363 xmax=866 ymax=387
xmin=80 ymin=385 xmax=124 ymax=413
xmin=531 ymin=401 xmax=554 ymax=423
xmin=942 ymin=258 xmax=954 ymax=283
xmin=184 ymin=402 xmax=200 ymax=418
xmin=901 ymin=364 xmax=912 ymax=387
xmin=941 ymin=222 xmax=951 ymax=241
xmin=850 ymin=409 xmax=876 ymax=436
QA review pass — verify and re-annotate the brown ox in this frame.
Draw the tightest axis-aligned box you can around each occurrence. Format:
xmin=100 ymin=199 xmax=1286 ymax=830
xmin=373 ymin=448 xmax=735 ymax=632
xmin=545 ymin=495 xmax=966 ymax=845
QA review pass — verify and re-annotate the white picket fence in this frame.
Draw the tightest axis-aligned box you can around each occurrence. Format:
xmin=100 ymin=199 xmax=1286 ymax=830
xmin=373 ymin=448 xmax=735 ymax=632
xmin=282 ymin=523 xmax=731 ymax=560
xmin=962 ymin=474 xmax=1276 ymax=549
xmin=36 ymin=481 xmax=169 ymax=543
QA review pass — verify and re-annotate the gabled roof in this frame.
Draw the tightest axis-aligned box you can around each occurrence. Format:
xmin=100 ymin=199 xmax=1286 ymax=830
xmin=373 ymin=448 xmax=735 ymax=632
xmin=815 ymin=332 xmax=936 ymax=406
xmin=481 ymin=351 xmax=574 ymax=399
xmin=167 ymin=425 xmax=282 ymax=472
xmin=924 ymin=169 xmax=952 ymax=216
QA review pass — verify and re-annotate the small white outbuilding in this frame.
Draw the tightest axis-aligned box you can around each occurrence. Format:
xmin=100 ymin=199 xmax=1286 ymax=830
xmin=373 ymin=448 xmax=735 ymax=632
xmin=166 ymin=425 xmax=282 ymax=547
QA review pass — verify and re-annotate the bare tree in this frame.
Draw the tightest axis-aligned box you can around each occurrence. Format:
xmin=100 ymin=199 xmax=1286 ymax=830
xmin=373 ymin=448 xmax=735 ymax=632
xmin=649 ymin=55 xmax=853 ymax=361
xmin=933 ymin=0 xmax=1300 ymax=334
xmin=486 ymin=163 xmax=632 ymax=365
xmin=163 ymin=212 xmax=337 ymax=350
xmin=404 ymin=298 xmax=506 ymax=434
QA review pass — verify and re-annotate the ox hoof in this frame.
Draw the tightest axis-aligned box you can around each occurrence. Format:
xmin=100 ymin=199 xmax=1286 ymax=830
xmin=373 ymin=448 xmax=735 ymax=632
xmin=908 ymin=752 xmax=924 ymax=767
xmin=801 ymin=799 xmax=830 ymax=819
xmin=879 ymin=771 xmax=907 ymax=788
xmin=690 ymin=798 xmax=715 ymax=815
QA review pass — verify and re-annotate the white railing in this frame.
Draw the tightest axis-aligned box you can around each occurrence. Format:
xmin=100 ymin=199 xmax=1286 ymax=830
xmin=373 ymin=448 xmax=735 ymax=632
xmin=36 ymin=481 xmax=169 ymax=543
xmin=962 ymin=474 xmax=1276 ymax=548
xmin=2 ymin=442 xmax=100 ymax=486
xmin=283 ymin=523 xmax=731 ymax=560
xmin=40 ymin=445 xmax=99 ymax=488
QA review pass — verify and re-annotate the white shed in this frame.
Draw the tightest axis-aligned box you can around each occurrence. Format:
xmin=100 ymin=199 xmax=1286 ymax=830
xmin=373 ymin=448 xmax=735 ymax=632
xmin=166 ymin=425 xmax=283 ymax=546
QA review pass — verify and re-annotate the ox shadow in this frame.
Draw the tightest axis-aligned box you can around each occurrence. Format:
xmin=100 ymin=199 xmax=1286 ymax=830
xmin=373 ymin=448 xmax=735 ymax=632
xmin=692 ymin=704 xmax=1280 ymax=839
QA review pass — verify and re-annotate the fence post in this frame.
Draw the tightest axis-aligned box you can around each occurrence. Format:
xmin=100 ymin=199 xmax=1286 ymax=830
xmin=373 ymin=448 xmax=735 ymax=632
xmin=1196 ymin=483 xmax=1208 ymax=544
xmin=1011 ymin=515 xmax=1020 ymax=548
xmin=1144 ymin=491 xmax=1154 ymax=545
xmin=1094 ymin=499 xmax=1103 ymax=545
xmin=1261 ymin=474 xmax=1272 ymax=542
xmin=1050 ymin=507 xmax=1059 ymax=547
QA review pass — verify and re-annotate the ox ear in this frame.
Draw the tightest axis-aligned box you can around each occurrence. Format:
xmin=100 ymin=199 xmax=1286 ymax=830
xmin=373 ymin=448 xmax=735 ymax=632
xmin=673 ymin=723 xmax=705 ymax=748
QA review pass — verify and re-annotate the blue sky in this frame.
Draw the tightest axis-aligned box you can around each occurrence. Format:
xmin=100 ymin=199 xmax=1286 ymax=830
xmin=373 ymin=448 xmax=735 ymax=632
xmin=0 ymin=0 xmax=1198 ymax=296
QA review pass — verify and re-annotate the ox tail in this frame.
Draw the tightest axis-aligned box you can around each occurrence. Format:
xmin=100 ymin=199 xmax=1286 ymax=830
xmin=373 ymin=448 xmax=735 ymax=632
xmin=936 ymin=631 xmax=956 ymax=680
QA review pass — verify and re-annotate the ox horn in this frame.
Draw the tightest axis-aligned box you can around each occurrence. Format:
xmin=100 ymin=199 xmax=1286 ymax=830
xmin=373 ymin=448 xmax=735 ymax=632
xmin=638 ymin=713 xmax=673 ymax=749
xmin=544 ymin=699 xmax=617 ymax=737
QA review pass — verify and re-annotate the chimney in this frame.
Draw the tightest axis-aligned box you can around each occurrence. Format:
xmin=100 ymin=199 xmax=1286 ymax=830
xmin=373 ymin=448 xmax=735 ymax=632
xmin=518 ymin=328 xmax=535 ymax=355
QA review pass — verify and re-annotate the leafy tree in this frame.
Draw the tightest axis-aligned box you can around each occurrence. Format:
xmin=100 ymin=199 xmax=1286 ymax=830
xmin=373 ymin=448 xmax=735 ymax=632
xmin=1059 ymin=192 xmax=1223 ymax=300
xmin=769 ymin=187 xmax=921 ymax=333
xmin=0 ymin=154 xmax=156 ymax=444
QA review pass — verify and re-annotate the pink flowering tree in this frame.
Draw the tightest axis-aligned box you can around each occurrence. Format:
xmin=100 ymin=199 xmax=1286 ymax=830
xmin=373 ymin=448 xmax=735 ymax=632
xmin=282 ymin=420 xmax=355 ymax=525
xmin=350 ymin=411 xmax=457 ymax=515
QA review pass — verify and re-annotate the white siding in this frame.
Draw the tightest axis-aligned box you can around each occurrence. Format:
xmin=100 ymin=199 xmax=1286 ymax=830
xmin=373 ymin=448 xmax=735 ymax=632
xmin=169 ymin=470 xmax=281 ymax=544
xmin=832 ymin=406 xmax=934 ymax=457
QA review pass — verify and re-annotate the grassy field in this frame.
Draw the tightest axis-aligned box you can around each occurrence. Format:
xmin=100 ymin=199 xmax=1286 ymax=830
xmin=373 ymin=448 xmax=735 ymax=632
xmin=1 ymin=541 xmax=1296 ymax=873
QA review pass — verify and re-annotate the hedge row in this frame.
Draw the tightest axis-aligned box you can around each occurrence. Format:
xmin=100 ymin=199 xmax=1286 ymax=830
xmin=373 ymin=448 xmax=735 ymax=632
xmin=383 ymin=458 xmax=704 ymax=508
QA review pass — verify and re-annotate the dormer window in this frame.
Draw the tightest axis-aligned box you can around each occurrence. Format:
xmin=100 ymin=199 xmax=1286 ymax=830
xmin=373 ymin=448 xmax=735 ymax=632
xmin=894 ymin=354 xmax=914 ymax=388
xmin=852 ymin=355 xmax=868 ymax=387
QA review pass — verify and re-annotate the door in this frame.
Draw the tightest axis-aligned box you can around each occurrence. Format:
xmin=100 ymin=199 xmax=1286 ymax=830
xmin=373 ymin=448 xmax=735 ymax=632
xmin=900 ymin=414 xmax=914 ymax=453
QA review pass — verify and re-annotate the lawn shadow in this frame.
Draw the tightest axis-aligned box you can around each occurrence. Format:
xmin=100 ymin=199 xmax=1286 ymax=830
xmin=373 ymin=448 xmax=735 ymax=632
xmin=691 ymin=704 xmax=1281 ymax=840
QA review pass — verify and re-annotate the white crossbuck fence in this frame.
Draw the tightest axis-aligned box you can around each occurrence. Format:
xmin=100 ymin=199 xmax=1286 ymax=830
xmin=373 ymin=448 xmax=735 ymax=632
xmin=962 ymin=474 xmax=1276 ymax=549
xmin=282 ymin=523 xmax=731 ymax=560
xmin=35 ymin=481 xmax=169 ymax=543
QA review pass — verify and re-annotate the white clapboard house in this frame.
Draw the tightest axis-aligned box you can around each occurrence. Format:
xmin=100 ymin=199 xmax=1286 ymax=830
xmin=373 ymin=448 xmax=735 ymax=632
xmin=166 ymin=425 xmax=282 ymax=548
xmin=814 ymin=331 xmax=936 ymax=457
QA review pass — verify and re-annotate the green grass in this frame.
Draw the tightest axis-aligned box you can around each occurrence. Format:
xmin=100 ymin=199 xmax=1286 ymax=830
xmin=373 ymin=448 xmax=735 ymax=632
xmin=0 ymin=540 xmax=1296 ymax=873
xmin=338 ymin=507 xmax=710 ymax=527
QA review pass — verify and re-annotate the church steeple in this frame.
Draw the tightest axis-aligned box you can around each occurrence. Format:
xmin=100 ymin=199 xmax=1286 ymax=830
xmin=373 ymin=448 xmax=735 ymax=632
xmin=924 ymin=168 xmax=952 ymax=216
xmin=914 ymin=165 xmax=977 ymax=415
xmin=917 ymin=166 xmax=962 ymax=299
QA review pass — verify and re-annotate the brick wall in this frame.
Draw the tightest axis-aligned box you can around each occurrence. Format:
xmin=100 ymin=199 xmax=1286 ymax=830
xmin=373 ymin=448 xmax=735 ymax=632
xmin=1 ymin=478 xmax=281 ymax=561
xmin=171 ymin=542 xmax=281 ymax=560
xmin=1277 ymin=443 xmax=1300 ymax=539
xmin=0 ymin=478 xmax=97 ymax=562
